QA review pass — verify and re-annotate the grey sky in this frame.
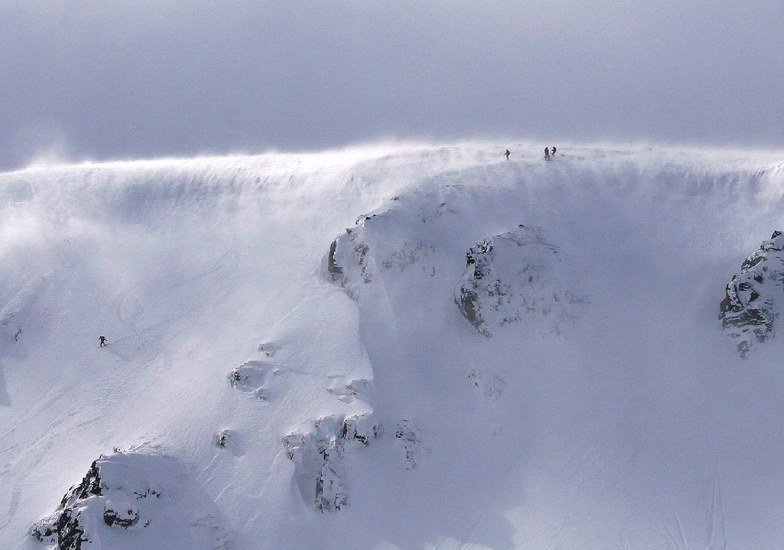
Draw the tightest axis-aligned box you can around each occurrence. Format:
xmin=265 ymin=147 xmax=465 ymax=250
xmin=1 ymin=1 xmax=782 ymax=170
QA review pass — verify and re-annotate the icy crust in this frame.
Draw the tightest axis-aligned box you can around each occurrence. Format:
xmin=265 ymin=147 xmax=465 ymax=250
xmin=720 ymin=230 xmax=784 ymax=356
xmin=455 ymin=225 xmax=583 ymax=337
xmin=30 ymin=446 xmax=227 ymax=549
xmin=283 ymin=412 xmax=382 ymax=513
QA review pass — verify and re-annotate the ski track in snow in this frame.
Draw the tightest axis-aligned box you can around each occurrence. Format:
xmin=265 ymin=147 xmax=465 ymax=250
xmin=1 ymin=141 xmax=783 ymax=549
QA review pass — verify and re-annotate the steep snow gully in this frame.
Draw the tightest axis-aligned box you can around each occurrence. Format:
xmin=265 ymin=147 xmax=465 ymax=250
xmin=1 ymin=142 xmax=784 ymax=549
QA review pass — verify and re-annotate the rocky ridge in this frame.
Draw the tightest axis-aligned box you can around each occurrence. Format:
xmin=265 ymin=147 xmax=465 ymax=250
xmin=720 ymin=231 xmax=784 ymax=356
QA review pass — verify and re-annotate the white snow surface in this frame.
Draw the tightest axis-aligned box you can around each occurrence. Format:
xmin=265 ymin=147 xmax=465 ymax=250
xmin=1 ymin=142 xmax=784 ymax=549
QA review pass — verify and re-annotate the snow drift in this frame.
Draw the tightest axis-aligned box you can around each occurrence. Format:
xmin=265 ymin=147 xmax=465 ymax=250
xmin=1 ymin=142 xmax=784 ymax=549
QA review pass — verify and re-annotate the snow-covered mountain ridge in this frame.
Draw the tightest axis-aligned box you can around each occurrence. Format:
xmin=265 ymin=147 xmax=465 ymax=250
xmin=1 ymin=142 xmax=784 ymax=549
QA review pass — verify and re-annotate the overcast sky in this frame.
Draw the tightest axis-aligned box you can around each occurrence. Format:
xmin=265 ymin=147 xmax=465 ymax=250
xmin=1 ymin=1 xmax=782 ymax=170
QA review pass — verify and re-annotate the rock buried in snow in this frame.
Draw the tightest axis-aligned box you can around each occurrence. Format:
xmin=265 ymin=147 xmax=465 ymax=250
xmin=283 ymin=412 xmax=381 ymax=512
xmin=468 ymin=368 xmax=505 ymax=400
xmin=216 ymin=428 xmax=230 ymax=448
xmin=257 ymin=341 xmax=282 ymax=357
xmin=395 ymin=420 xmax=426 ymax=470
xmin=720 ymin=231 xmax=784 ymax=357
xmin=454 ymin=225 xmax=582 ymax=337
xmin=228 ymin=361 xmax=287 ymax=400
xmin=326 ymin=376 xmax=374 ymax=403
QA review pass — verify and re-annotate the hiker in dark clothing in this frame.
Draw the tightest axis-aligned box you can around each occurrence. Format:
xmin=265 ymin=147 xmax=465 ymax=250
xmin=544 ymin=147 xmax=550 ymax=160
xmin=505 ymin=149 xmax=510 ymax=160
xmin=551 ymin=146 xmax=557 ymax=157
xmin=99 ymin=335 xmax=107 ymax=347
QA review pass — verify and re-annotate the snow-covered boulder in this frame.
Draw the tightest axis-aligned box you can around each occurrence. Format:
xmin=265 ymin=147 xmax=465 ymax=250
xmin=228 ymin=361 xmax=287 ymax=401
xmin=720 ymin=231 xmax=784 ymax=356
xmin=326 ymin=196 xmax=451 ymax=300
xmin=283 ymin=412 xmax=381 ymax=512
xmin=30 ymin=446 xmax=228 ymax=549
xmin=342 ymin=411 xmax=383 ymax=446
xmin=454 ymin=225 xmax=582 ymax=337
xmin=327 ymin=224 xmax=375 ymax=299
xmin=326 ymin=376 xmax=374 ymax=404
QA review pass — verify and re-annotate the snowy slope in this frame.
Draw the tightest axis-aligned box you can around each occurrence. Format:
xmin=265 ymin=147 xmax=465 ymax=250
xmin=1 ymin=142 xmax=784 ymax=549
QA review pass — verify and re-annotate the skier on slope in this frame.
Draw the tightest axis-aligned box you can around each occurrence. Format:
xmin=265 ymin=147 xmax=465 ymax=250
xmin=544 ymin=147 xmax=550 ymax=160
xmin=551 ymin=146 xmax=557 ymax=157
xmin=99 ymin=335 xmax=107 ymax=347
xmin=505 ymin=149 xmax=510 ymax=160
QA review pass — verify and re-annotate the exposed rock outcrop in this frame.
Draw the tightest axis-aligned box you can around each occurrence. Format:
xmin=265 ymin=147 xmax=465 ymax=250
xmin=31 ymin=452 xmax=156 ymax=548
xmin=31 ymin=447 xmax=227 ymax=549
xmin=30 ymin=457 xmax=113 ymax=549
xmin=327 ymin=226 xmax=374 ymax=298
xmin=326 ymin=199 xmax=445 ymax=300
xmin=283 ymin=412 xmax=382 ymax=512
xmin=455 ymin=225 xmax=582 ymax=337
xmin=720 ymin=231 xmax=784 ymax=356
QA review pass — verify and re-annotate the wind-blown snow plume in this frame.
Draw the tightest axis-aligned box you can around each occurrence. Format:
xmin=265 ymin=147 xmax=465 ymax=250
xmin=1 ymin=142 xmax=784 ymax=549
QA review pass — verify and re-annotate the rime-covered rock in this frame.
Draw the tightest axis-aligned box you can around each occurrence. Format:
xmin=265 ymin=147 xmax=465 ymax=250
xmin=327 ymin=227 xmax=374 ymax=299
xmin=326 ymin=198 xmax=447 ymax=300
xmin=30 ymin=447 xmax=227 ymax=548
xmin=720 ymin=231 xmax=784 ymax=356
xmin=455 ymin=225 xmax=582 ymax=337
xmin=342 ymin=411 xmax=383 ymax=446
xmin=283 ymin=412 xmax=381 ymax=512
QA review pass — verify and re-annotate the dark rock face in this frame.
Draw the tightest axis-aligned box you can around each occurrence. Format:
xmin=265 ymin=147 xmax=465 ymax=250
xmin=283 ymin=412 xmax=381 ymax=512
xmin=327 ymin=226 xmax=375 ymax=300
xmin=455 ymin=225 xmax=582 ymax=337
xmin=327 ymin=239 xmax=345 ymax=281
xmin=31 ymin=448 xmax=230 ymax=548
xmin=720 ymin=231 xmax=784 ymax=356
xmin=30 ymin=460 xmax=103 ymax=548
xmin=326 ymin=200 xmax=441 ymax=301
